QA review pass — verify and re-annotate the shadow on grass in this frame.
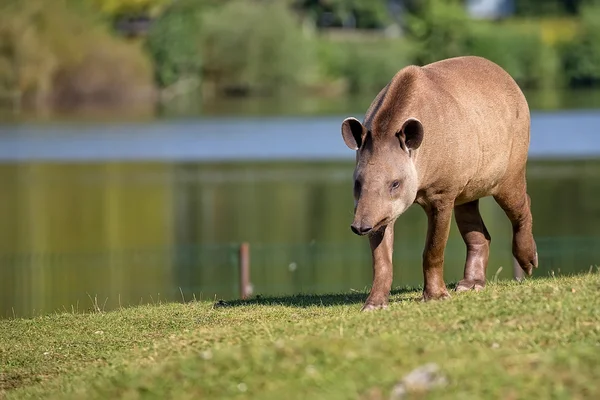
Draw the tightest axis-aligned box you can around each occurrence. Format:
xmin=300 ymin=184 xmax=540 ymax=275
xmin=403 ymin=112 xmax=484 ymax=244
xmin=216 ymin=285 xmax=435 ymax=309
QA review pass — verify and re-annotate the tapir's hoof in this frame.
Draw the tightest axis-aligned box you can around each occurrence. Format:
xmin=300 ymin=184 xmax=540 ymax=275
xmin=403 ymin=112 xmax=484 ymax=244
xmin=361 ymin=302 xmax=388 ymax=312
xmin=516 ymin=247 xmax=538 ymax=276
xmin=455 ymin=279 xmax=485 ymax=293
xmin=523 ymin=253 xmax=538 ymax=276
xmin=421 ymin=290 xmax=450 ymax=302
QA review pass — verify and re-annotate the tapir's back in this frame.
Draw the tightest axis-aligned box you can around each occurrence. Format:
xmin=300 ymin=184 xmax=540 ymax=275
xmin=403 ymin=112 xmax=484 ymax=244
xmin=421 ymin=55 xmax=530 ymax=144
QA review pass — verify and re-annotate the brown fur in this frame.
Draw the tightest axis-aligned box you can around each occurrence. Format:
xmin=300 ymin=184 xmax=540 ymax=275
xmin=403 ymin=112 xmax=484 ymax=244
xmin=340 ymin=56 xmax=537 ymax=311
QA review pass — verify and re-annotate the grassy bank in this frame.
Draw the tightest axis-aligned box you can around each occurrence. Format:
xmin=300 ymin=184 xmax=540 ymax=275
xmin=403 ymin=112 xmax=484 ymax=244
xmin=2 ymin=273 xmax=600 ymax=399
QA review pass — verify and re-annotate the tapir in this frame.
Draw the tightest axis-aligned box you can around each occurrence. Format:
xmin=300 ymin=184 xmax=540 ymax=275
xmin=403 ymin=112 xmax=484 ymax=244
xmin=341 ymin=56 xmax=538 ymax=311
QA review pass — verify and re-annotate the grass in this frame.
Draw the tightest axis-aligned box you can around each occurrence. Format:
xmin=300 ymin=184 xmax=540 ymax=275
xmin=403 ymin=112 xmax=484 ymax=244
xmin=1 ymin=273 xmax=600 ymax=399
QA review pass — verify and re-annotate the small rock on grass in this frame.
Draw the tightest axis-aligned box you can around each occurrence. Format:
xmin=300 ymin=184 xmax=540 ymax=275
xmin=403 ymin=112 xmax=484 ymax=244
xmin=389 ymin=363 xmax=448 ymax=400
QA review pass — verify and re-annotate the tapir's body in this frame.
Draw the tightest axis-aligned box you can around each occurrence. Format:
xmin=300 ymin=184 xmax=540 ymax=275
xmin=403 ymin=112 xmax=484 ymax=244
xmin=365 ymin=56 xmax=529 ymax=206
xmin=341 ymin=56 xmax=537 ymax=310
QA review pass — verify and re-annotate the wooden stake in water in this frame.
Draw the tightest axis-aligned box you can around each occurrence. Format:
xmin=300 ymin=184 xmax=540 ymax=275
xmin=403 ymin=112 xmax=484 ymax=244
xmin=239 ymin=242 xmax=251 ymax=300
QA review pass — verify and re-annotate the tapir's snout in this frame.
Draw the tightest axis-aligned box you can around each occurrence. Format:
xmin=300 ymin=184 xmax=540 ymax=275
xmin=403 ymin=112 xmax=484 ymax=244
xmin=351 ymin=199 xmax=380 ymax=236
xmin=350 ymin=223 xmax=373 ymax=236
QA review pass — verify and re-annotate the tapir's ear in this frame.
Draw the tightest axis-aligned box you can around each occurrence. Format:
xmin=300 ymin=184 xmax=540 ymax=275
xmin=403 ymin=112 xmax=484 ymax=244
xmin=341 ymin=117 xmax=366 ymax=150
xmin=397 ymin=117 xmax=424 ymax=152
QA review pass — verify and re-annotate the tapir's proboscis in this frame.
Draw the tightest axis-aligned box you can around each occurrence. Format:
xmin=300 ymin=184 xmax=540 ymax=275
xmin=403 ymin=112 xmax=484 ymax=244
xmin=341 ymin=56 xmax=538 ymax=311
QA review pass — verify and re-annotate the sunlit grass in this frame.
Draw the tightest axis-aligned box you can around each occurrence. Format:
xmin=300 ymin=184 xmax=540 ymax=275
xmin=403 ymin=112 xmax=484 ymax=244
xmin=1 ymin=272 xmax=600 ymax=399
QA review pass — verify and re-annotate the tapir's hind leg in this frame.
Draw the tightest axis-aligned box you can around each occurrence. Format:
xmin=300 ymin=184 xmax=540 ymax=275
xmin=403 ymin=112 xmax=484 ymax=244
xmin=493 ymin=170 xmax=538 ymax=276
xmin=454 ymin=200 xmax=491 ymax=292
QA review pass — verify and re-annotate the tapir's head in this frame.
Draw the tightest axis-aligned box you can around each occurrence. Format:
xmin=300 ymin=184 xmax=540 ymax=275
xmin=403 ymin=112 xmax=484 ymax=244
xmin=341 ymin=116 xmax=424 ymax=236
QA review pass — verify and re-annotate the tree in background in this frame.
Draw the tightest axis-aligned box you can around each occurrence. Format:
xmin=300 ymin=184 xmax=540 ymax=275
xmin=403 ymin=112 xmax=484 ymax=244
xmin=145 ymin=0 xmax=208 ymax=88
xmin=515 ymin=0 xmax=581 ymax=16
xmin=561 ymin=5 xmax=600 ymax=86
xmin=402 ymin=0 xmax=471 ymax=65
xmin=402 ymin=0 xmax=559 ymax=89
xmin=201 ymin=0 xmax=313 ymax=96
xmin=296 ymin=0 xmax=390 ymax=29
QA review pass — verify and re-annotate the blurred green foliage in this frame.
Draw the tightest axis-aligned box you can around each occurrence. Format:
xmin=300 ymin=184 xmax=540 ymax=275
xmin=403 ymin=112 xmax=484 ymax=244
xmin=0 ymin=0 xmax=153 ymax=109
xmin=316 ymin=37 xmax=414 ymax=94
xmin=201 ymin=1 xmax=314 ymax=95
xmin=91 ymin=0 xmax=169 ymax=17
xmin=516 ymin=0 xmax=579 ymax=16
xmin=140 ymin=0 xmax=600 ymax=96
xmin=145 ymin=0 xmax=207 ymax=87
xmin=513 ymin=0 xmax=600 ymax=16
xmin=560 ymin=5 xmax=600 ymax=86
xmin=297 ymin=0 xmax=391 ymax=29
xmin=404 ymin=0 xmax=471 ymax=66
xmin=468 ymin=24 xmax=560 ymax=89
xmin=404 ymin=0 xmax=561 ymax=89
xmin=3 ymin=0 xmax=600 ymax=110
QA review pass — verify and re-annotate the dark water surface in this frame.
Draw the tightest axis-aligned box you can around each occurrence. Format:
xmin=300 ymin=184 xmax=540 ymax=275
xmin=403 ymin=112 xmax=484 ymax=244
xmin=1 ymin=93 xmax=600 ymax=318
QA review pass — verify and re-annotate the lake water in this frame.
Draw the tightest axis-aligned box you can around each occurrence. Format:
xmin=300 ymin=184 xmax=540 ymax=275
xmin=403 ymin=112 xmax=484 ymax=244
xmin=2 ymin=92 xmax=600 ymax=318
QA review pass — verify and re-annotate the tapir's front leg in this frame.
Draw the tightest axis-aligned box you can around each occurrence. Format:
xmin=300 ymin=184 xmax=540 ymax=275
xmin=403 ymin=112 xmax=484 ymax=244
xmin=422 ymin=204 xmax=452 ymax=301
xmin=362 ymin=222 xmax=395 ymax=311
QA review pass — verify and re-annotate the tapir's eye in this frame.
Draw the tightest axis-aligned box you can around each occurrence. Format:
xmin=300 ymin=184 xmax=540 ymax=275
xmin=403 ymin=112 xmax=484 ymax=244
xmin=354 ymin=180 xmax=362 ymax=194
xmin=391 ymin=180 xmax=400 ymax=190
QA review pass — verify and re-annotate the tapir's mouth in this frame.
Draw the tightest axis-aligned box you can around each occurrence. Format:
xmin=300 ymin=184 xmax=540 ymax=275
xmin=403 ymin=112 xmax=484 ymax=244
xmin=350 ymin=217 xmax=391 ymax=236
xmin=371 ymin=218 xmax=392 ymax=234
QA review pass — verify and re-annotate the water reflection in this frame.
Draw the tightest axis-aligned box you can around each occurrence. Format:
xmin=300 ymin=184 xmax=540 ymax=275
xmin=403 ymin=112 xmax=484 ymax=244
xmin=3 ymin=90 xmax=600 ymax=317
xmin=4 ymin=88 xmax=600 ymax=123
xmin=1 ymin=159 xmax=600 ymax=317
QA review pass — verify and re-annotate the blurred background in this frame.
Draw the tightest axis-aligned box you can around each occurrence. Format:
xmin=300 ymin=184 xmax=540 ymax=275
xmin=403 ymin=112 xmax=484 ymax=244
xmin=1 ymin=0 xmax=600 ymax=318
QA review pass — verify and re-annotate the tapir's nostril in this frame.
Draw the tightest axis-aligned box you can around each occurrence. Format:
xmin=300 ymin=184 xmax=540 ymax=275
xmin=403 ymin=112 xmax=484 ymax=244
xmin=350 ymin=224 xmax=373 ymax=236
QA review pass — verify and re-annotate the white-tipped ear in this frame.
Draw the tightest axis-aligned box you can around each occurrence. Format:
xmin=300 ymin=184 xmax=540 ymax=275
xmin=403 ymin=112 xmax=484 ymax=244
xmin=341 ymin=117 xmax=366 ymax=150
xmin=397 ymin=117 xmax=424 ymax=152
